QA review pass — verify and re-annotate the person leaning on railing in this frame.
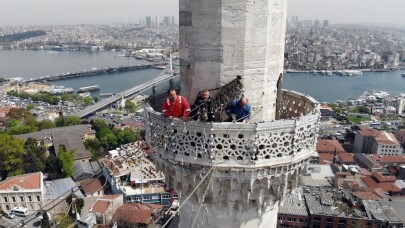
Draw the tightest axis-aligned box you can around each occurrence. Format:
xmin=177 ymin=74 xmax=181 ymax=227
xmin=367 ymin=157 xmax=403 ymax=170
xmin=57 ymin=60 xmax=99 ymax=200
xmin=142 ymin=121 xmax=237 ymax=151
xmin=161 ymin=89 xmax=191 ymax=120
xmin=225 ymin=97 xmax=251 ymax=122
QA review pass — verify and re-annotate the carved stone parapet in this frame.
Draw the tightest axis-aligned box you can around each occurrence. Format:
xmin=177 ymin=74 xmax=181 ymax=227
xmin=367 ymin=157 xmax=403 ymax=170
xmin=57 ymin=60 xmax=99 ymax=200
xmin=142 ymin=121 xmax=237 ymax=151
xmin=145 ymin=90 xmax=319 ymax=168
xmin=145 ymin=89 xmax=319 ymax=228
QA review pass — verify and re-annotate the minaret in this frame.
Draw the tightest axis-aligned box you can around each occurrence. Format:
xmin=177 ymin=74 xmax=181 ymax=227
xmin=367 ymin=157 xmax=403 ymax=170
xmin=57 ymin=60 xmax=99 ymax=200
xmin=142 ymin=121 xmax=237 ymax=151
xmin=179 ymin=0 xmax=287 ymax=122
xmin=144 ymin=0 xmax=320 ymax=227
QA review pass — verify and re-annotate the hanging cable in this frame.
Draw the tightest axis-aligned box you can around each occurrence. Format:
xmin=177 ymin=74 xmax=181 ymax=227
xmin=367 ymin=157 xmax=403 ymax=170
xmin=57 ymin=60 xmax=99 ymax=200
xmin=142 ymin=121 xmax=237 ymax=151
xmin=162 ymin=165 xmax=215 ymax=228
xmin=191 ymin=166 xmax=216 ymax=228
xmin=11 ymin=171 xmax=106 ymax=228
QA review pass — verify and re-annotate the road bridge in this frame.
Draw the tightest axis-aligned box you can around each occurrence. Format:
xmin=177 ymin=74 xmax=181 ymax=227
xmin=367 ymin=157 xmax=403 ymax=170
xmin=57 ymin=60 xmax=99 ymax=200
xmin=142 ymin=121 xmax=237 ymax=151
xmin=72 ymin=73 xmax=178 ymax=118
xmin=26 ymin=63 xmax=165 ymax=83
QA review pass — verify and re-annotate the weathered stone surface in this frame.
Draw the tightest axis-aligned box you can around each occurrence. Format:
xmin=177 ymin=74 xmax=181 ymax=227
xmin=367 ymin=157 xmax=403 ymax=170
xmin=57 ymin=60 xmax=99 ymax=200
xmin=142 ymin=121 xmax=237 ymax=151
xmin=145 ymin=90 xmax=319 ymax=228
xmin=180 ymin=0 xmax=288 ymax=123
xmin=145 ymin=0 xmax=321 ymax=227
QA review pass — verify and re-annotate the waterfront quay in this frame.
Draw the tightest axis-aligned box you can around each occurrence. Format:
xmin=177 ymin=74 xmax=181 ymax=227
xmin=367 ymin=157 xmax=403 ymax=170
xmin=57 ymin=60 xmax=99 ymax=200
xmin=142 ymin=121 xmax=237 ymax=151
xmin=25 ymin=63 xmax=165 ymax=83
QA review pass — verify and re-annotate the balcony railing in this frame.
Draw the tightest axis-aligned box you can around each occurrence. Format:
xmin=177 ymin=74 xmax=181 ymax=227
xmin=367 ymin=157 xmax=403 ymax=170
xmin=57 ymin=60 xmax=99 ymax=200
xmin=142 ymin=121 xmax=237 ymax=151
xmin=145 ymin=90 xmax=320 ymax=168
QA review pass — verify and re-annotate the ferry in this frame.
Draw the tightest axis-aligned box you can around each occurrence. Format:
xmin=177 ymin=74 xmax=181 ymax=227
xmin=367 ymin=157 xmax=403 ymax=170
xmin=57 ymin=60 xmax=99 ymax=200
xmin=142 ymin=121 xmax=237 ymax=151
xmin=52 ymin=86 xmax=74 ymax=94
xmin=78 ymin=91 xmax=91 ymax=98
xmin=78 ymin=85 xmax=100 ymax=93
xmin=153 ymin=65 xmax=167 ymax=70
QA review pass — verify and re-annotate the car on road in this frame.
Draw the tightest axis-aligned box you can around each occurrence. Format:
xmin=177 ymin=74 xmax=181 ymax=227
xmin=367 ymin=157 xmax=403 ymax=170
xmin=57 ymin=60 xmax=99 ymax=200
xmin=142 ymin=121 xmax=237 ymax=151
xmin=4 ymin=211 xmax=15 ymax=219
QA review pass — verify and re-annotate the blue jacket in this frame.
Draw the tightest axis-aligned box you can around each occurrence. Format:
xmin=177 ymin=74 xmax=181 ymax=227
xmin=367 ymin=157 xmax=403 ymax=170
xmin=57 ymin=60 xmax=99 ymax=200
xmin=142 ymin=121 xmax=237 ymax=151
xmin=225 ymin=99 xmax=251 ymax=121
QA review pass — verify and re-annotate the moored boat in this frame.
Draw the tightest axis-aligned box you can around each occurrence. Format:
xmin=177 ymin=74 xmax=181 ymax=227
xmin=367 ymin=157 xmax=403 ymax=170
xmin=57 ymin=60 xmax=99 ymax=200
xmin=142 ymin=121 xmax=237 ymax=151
xmin=78 ymin=85 xmax=100 ymax=93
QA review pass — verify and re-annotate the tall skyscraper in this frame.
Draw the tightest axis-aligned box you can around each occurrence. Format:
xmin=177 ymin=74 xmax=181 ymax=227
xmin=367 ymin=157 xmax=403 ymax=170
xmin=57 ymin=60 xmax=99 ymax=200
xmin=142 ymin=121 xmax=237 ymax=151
xmin=145 ymin=16 xmax=151 ymax=28
xmin=314 ymin=19 xmax=320 ymax=28
xmin=323 ymin=20 xmax=329 ymax=28
xmin=164 ymin=16 xmax=170 ymax=27
xmin=171 ymin=16 xmax=175 ymax=26
xmin=145 ymin=0 xmax=319 ymax=227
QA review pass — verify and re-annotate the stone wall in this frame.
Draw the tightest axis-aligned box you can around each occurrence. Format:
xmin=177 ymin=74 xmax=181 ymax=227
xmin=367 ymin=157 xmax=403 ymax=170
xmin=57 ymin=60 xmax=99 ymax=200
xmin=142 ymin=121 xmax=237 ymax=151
xmin=145 ymin=89 xmax=319 ymax=227
xmin=179 ymin=0 xmax=288 ymax=122
xmin=145 ymin=90 xmax=319 ymax=168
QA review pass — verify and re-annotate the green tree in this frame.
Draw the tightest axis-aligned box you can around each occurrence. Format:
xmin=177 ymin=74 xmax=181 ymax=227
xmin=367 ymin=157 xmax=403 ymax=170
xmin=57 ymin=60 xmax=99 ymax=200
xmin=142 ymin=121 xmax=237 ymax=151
xmin=117 ymin=128 xmax=139 ymax=145
xmin=55 ymin=116 xmax=82 ymax=127
xmin=82 ymin=97 xmax=93 ymax=106
xmin=93 ymin=97 xmax=99 ymax=102
xmin=7 ymin=107 xmax=38 ymax=127
xmin=124 ymin=99 xmax=136 ymax=112
xmin=45 ymin=155 xmax=62 ymax=180
xmin=358 ymin=106 xmax=370 ymax=114
xmin=41 ymin=211 xmax=51 ymax=228
xmin=0 ymin=134 xmax=25 ymax=178
xmin=7 ymin=122 xmax=37 ymax=135
xmin=39 ymin=119 xmax=56 ymax=130
xmin=90 ymin=119 xmax=109 ymax=132
xmin=66 ymin=195 xmax=85 ymax=215
xmin=84 ymin=138 xmax=103 ymax=159
xmin=97 ymin=128 xmax=118 ymax=150
xmin=26 ymin=103 xmax=36 ymax=110
xmin=58 ymin=145 xmax=75 ymax=177
xmin=139 ymin=129 xmax=146 ymax=139
xmin=61 ymin=94 xmax=75 ymax=102
xmin=23 ymin=138 xmax=47 ymax=173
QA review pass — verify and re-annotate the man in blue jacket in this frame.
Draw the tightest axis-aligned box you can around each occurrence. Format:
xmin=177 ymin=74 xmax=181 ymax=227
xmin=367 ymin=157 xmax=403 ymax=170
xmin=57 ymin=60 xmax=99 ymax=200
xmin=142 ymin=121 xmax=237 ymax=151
xmin=225 ymin=97 xmax=251 ymax=122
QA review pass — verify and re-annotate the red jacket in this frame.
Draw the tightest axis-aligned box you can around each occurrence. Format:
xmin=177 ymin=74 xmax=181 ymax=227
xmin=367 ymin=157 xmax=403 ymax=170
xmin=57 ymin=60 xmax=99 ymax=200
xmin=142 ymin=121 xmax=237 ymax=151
xmin=162 ymin=96 xmax=191 ymax=118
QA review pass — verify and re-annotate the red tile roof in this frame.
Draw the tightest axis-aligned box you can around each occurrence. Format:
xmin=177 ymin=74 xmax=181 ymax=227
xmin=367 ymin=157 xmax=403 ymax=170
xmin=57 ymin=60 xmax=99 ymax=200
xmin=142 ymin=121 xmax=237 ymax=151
xmin=361 ymin=173 xmax=401 ymax=194
xmin=112 ymin=203 xmax=163 ymax=225
xmin=379 ymin=182 xmax=401 ymax=193
xmin=369 ymin=155 xmax=405 ymax=164
xmin=318 ymin=153 xmax=334 ymax=164
xmin=374 ymin=132 xmax=400 ymax=145
xmin=374 ymin=188 xmax=391 ymax=200
xmin=361 ymin=176 xmax=379 ymax=189
xmin=320 ymin=104 xmax=333 ymax=110
xmin=91 ymin=200 xmax=110 ymax=214
xmin=80 ymin=178 xmax=103 ymax=195
xmin=90 ymin=195 xmax=121 ymax=214
xmin=372 ymin=172 xmax=396 ymax=182
xmin=354 ymin=191 xmax=382 ymax=201
xmin=339 ymin=153 xmax=355 ymax=164
xmin=0 ymin=172 xmax=41 ymax=190
xmin=359 ymin=168 xmax=372 ymax=176
xmin=359 ymin=129 xmax=381 ymax=137
xmin=316 ymin=139 xmax=346 ymax=153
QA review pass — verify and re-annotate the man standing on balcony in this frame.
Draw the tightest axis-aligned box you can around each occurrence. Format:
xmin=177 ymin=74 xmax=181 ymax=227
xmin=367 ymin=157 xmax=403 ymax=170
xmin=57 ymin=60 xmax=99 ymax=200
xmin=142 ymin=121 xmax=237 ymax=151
xmin=225 ymin=97 xmax=251 ymax=122
xmin=192 ymin=89 xmax=214 ymax=121
xmin=162 ymin=89 xmax=191 ymax=120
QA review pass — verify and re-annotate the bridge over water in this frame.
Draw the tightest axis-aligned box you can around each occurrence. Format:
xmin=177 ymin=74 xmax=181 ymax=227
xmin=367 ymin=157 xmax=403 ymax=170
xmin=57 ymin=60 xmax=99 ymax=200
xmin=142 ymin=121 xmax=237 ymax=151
xmin=72 ymin=72 xmax=178 ymax=118
xmin=26 ymin=63 xmax=165 ymax=83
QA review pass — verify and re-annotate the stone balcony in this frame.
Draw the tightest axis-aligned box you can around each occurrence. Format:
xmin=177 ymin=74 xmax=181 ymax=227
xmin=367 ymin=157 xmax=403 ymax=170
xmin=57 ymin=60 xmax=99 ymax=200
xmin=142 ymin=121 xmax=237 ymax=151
xmin=144 ymin=90 xmax=320 ymax=169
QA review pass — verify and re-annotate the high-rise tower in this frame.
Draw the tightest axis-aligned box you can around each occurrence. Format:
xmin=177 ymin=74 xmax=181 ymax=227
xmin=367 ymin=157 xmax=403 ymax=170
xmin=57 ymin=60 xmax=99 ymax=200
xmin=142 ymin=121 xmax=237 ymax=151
xmin=145 ymin=0 xmax=319 ymax=227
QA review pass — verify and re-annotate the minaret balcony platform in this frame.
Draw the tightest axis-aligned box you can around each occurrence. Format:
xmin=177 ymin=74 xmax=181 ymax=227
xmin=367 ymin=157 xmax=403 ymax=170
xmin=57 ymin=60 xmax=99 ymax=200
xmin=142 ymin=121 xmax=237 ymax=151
xmin=145 ymin=90 xmax=320 ymax=169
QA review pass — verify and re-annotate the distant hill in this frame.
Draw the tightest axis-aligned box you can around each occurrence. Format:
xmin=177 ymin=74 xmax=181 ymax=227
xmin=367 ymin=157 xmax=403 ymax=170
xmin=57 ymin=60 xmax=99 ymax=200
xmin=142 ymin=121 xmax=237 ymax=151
xmin=0 ymin=30 xmax=46 ymax=42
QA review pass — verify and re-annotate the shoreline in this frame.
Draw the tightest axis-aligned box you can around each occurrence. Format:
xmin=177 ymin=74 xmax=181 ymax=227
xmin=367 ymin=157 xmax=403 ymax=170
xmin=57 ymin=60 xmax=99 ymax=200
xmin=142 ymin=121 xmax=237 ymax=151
xmin=284 ymin=69 xmax=404 ymax=74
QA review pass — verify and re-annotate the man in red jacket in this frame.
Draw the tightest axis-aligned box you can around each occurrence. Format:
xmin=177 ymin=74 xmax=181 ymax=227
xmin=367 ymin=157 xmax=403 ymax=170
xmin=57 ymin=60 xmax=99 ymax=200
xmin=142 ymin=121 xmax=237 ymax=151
xmin=162 ymin=89 xmax=191 ymax=120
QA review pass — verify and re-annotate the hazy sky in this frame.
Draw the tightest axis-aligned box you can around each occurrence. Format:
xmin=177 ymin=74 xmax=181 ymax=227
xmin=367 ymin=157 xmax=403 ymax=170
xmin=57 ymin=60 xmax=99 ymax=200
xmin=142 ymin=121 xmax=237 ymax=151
xmin=0 ymin=0 xmax=404 ymax=26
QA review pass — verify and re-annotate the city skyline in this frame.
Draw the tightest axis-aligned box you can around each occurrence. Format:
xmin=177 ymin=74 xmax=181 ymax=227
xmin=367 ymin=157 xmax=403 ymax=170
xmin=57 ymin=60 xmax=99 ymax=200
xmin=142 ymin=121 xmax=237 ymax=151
xmin=0 ymin=0 xmax=404 ymax=26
